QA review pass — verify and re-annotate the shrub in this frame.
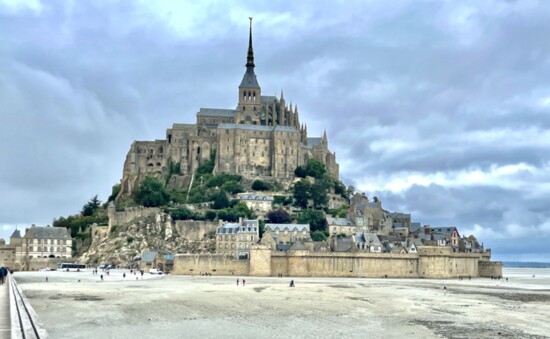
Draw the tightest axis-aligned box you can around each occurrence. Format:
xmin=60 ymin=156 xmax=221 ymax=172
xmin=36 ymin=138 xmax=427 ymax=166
xmin=251 ymin=180 xmax=272 ymax=191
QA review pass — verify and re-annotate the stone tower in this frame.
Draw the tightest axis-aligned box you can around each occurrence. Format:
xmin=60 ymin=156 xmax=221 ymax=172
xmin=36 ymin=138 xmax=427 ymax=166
xmin=236 ymin=17 xmax=262 ymax=125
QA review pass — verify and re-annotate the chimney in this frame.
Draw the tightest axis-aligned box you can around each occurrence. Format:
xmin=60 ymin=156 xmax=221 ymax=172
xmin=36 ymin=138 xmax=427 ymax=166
xmin=239 ymin=217 xmax=243 ymax=225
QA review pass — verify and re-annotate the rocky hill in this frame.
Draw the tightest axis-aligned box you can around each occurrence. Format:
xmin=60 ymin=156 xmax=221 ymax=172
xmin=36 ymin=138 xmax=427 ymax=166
xmin=80 ymin=211 xmax=216 ymax=267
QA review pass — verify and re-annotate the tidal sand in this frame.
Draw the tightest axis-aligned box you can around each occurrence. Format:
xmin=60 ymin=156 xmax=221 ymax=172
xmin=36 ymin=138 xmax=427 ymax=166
xmin=13 ymin=268 xmax=550 ymax=339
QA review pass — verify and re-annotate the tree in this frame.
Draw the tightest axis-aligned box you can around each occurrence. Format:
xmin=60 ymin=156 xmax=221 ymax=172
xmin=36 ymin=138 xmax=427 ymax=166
xmin=205 ymin=210 xmax=217 ymax=221
xmin=212 ymin=191 xmax=230 ymax=210
xmin=305 ymin=159 xmax=326 ymax=179
xmin=82 ymin=195 xmax=101 ymax=216
xmin=297 ymin=210 xmax=326 ymax=232
xmin=294 ymin=166 xmax=307 ymax=178
xmin=170 ymin=207 xmax=196 ymax=220
xmin=217 ymin=210 xmax=228 ymax=221
xmin=265 ymin=208 xmax=292 ymax=224
xmin=292 ymin=179 xmax=311 ymax=208
xmin=107 ymin=184 xmax=121 ymax=202
xmin=311 ymin=230 xmax=327 ymax=242
xmin=222 ymin=180 xmax=244 ymax=194
xmin=251 ymin=179 xmax=272 ymax=191
xmin=311 ymin=182 xmax=328 ymax=208
xmin=234 ymin=202 xmax=256 ymax=219
xmin=134 ymin=177 xmax=170 ymax=207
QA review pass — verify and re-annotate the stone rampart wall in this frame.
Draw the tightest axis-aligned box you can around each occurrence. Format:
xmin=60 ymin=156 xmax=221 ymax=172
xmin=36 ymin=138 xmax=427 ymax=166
xmin=110 ymin=207 xmax=161 ymax=228
xmin=173 ymin=246 xmax=494 ymax=278
xmin=172 ymin=254 xmax=249 ymax=276
xmin=173 ymin=220 xmax=218 ymax=242
xmin=479 ymin=261 xmax=503 ymax=277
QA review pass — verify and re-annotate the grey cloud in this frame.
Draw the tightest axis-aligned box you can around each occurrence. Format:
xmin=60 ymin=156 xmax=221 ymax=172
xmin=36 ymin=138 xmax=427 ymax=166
xmin=1 ymin=1 xmax=549 ymax=262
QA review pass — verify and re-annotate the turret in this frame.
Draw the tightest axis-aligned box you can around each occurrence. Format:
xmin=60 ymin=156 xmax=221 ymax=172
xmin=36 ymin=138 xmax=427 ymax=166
xmin=279 ymin=90 xmax=286 ymax=125
xmin=321 ymin=129 xmax=328 ymax=147
xmin=294 ymin=105 xmax=300 ymax=129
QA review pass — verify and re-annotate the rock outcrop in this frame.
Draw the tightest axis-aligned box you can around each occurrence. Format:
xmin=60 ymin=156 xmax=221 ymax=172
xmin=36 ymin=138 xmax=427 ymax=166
xmin=81 ymin=212 xmax=216 ymax=266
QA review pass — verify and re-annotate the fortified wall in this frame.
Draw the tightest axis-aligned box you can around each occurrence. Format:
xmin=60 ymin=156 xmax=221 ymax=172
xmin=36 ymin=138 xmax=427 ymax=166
xmin=107 ymin=204 xmax=161 ymax=234
xmin=173 ymin=246 xmax=502 ymax=278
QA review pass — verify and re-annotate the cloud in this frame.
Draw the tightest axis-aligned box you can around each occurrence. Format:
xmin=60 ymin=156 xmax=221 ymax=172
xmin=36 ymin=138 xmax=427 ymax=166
xmin=1 ymin=0 xmax=549 ymax=262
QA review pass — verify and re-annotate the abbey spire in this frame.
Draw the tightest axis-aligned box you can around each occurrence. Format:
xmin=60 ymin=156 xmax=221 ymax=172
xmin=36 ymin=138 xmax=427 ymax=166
xmin=239 ymin=17 xmax=260 ymax=90
xmin=246 ymin=16 xmax=255 ymax=69
xmin=237 ymin=17 xmax=261 ymax=124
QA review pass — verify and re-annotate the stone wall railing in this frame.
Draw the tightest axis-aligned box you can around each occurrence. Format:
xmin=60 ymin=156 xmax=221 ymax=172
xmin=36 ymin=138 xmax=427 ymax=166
xmin=8 ymin=274 xmax=48 ymax=338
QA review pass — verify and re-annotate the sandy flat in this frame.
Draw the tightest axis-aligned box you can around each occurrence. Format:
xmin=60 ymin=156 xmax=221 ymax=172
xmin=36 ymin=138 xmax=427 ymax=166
xmin=13 ymin=268 xmax=550 ymax=339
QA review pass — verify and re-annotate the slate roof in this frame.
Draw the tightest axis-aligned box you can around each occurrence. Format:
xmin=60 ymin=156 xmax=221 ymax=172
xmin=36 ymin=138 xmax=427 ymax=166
xmin=326 ymin=217 xmax=355 ymax=226
xmin=276 ymin=244 xmax=291 ymax=252
xmin=430 ymin=227 xmax=457 ymax=235
xmin=239 ymin=69 xmax=260 ymax=88
xmin=197 ymin=108 xmax=237 ymax=117
xmin=24 ymin=226 xmax=70 ymax=240
xmin=141 ymin=251 xmax=158 ymax=263
xmin=306 ymin=137 xmax=322 ymax=147
xmin=260 ymin=95 xmax=277 ymax=103
xmin=220 ymin=123 xmax=272 ymax=131
xmin=334 ymin=237 xmax=353 ymax=252
xmin=10 ymin=229 xmax=22 ymax=239
xmin=289 ymin=241 xmax=308 ymax=251
xmin=410 ymin=222 xmax=421 ymax=233
xmin=265 ymin=224 xmax=310 ymax=232
xmin=218 ymin=223 xmax=240 ymax=234
xmin=243 ymin=220 xmax=259 ymax=228
xmin=238 ymin=194 xmax=274 ymax=201
xmin=364 ymin=233 xmax=382 ymax=246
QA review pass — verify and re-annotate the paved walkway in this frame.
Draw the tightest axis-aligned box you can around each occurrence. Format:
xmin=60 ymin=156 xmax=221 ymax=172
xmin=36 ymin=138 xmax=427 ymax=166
xmin=0 ymin=277 xmax=10 ymax=338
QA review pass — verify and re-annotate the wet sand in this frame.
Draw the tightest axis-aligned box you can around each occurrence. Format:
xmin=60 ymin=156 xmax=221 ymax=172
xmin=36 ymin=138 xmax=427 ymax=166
xmin=13 ymin=268 xmax=550 ymax=339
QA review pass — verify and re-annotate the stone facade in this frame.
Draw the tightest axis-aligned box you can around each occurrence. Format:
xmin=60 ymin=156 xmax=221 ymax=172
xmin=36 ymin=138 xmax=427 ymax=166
xmin=0 ymin=226 xmax=73 ymax=271
xmin=237 ymin=193 xmax=273 ymax=215
xmin=118 ymin=19 xmax=339 ymax=198
xmin=173 ymin=246 xmax=502 ymax=279
xmin=216 ymin=219 xmax=259 ymax=259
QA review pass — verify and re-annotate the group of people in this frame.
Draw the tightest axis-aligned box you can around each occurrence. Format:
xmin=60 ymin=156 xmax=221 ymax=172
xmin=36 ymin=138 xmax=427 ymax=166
xmin=235 ymin=277 xmax=296 ymax=288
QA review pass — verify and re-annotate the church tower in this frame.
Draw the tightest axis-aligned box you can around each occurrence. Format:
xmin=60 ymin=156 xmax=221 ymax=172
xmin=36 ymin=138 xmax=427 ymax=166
xmin=237 ymin=17 xmax=262 ymax=124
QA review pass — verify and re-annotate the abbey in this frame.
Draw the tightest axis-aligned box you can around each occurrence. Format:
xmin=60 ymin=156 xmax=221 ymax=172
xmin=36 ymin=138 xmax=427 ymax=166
xmin=119 ymin=19 xmax=339 ymax=197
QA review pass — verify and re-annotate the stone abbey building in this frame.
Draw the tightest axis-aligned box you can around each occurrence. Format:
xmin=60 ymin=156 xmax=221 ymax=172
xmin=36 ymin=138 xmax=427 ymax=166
xmin=119 ymin=19 xmax=339 ymax=196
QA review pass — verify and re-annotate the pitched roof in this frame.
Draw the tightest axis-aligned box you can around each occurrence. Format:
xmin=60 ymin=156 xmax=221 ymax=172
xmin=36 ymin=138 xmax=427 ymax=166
xmin=197 ymin=108 xmax=237 ymax=117
xmin=334 ymin=237 xmax=353 ymax=252
xmin=265 ymin=224 xmax=310 ymax=232
xmin=238 ymin=194 xmax=274 ymax=201
xmin=218 ymin=223 xmax=240 ymax=234
xmin=260 ymin=95 xmax=277 ymax=103
xmin=410 ymin=222 xmax=421 ymax=233
xmin=306 ymin=137 xmax=322 ymax=147
xmin=326 ymin=217 xmax=355 ymax=226
xmin=141 ymin=251 xmax=158 ymax=263
xmin=10 ymin=229 xmax=22 ymax=239
xmin=289 ymin=241 xmax=308 ymax=251
xmin=24 ymin=226 xmax=70 ymax=240
xmin=239 ymin=69 xmax=260 ymax=88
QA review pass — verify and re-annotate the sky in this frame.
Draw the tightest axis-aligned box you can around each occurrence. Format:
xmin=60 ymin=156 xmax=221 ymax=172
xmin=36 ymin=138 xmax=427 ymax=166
xmin=1 ymin=0 xmax=549 ymax=262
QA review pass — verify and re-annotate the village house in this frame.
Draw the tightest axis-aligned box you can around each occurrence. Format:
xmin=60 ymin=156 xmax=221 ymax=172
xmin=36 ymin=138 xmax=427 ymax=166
xmin=326 ymin=217 xmax=359 ymax=236
xmin=353 ymin=233 xmax=383 ymax=252
xmin=237 ymin=193 xmax=274 ymax=214
xmin=261 ymin=223 xmax=311 ymax=251
xmin=216 ymin=219 xmax=259 ymax=259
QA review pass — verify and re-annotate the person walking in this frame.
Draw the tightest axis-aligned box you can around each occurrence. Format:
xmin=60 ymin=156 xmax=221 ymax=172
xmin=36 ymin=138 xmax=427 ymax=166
xmin=242 ymin=279 xmax=246 ymax=286
xmin=237 ymin=278 xmax=239 ymax=286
